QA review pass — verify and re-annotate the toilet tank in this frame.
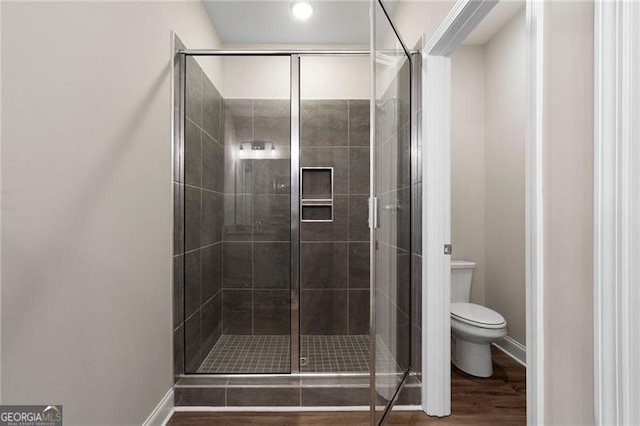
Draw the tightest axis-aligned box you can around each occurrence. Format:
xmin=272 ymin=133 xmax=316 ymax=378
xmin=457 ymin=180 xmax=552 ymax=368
xmin=451 ymin=260 xmax=476 ymax=303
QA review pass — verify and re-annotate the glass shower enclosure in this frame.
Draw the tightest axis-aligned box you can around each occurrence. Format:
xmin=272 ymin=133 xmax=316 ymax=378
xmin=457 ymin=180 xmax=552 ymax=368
xmin=173 ymin=1 xmax=413 ymax=422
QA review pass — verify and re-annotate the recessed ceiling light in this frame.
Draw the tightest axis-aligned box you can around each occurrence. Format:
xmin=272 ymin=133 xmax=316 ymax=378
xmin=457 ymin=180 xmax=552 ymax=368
xmin=291 ymin=2 xmax=313 ymax=21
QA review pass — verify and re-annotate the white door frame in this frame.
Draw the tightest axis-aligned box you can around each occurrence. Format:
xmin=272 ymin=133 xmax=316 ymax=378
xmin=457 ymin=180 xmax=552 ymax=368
xmin=593 ymin=0 xmax=640 ymax=424
xmin=420 ymin=0 xmax=544 ymax=422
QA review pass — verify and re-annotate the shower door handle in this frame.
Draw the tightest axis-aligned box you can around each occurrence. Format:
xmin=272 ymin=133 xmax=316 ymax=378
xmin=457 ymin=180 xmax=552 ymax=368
xmin=368 ymin=197 xmax=379 ymax=229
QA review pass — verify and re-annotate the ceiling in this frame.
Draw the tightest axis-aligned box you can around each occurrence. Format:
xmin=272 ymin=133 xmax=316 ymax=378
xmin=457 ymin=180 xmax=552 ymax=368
xmin=203 ymin=0 xmax=397 ymax=46
xmin=202 ymin=0 xmax=523 ymax=48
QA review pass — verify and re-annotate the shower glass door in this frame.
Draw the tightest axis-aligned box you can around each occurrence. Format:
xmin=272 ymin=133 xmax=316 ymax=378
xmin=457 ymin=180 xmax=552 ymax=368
xmin=370 ymin=0 xmax=412 ymax=422
xmin=181 ymin=55 xmax=292 ymax=374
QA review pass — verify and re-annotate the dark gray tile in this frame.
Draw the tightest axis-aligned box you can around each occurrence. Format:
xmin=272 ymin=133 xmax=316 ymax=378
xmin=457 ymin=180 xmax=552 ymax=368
xmin=222 ymin=290 xmax=252 ymax=335
xmin=174 ymin=183 xmax=184 ymax=255
xmin=397 ymin=122 xmax=411 ymax=189
xmin=301 ymin=147 xmax=348 ymax=195
xmin=348 ymin=289 xmax=370 ymax=335
xmin=202 ymin=243 xmax=221 ymax=301
xmin=349 ymin=147 xmax=370 ymax=195
xmin=301 ymin=196 xmax=348 ymax=242
xmin=202 ymin=77 xmax=222 ymax=142
xmin=202 ymin=292 xmax=222 ymax=354
xmin=185 ymin=57 xmax=201 ymax=126
xmin=300 ymin=243 xmax=347 ymax=289
xmin=254 ymin=242 xmax=290 ymax=289
xmin=411 ymin=323 xmax=422 ymax=379
xmin=254 ymin=99 xmax=290 ymax=147
xmin=184 ymin=311 xmax=201 ymax=372
xmin=300 ymin=290 xmax=347 ymax=335
xmin=223 ymin=194 xmax=252 ymax=242
xmin=348 ymin=242 xmax=370 ymax=289
xmin=348 ymin=100 xmax=370 ymax=147
xmin=412 ymin=183 xmax=422 ymax=256
xmin=184 ymin=186 xmax=201 ymax=251
xmin=301 ymin=100 xmax=348 ymax=147
xmin=202 ymin=132 xmax=223 ymax=192
xmin=174 ymin=388 xmax=225 ymax=406
xmin=253 ymin=158 xmax=290 ymax=194
xmin=222 ymin=242 xmax=252 ymax=289
xmin=185 ymin=118 xmax=201 ymax=187
xmin=173 ymin=325 xmax=184 ymax=381
xmin=224 ymin=99 xmax=253 ymax=146
xmin=227 ymin=387 xmax=299 ymax=407
xmin=253 ymin=194 xmax=290 ymax=242
xmin=397 ymin=250 xmax=411 ymax=316
xmin=348 ymin=195 xmax=369 ymax=242
xmin=397 ymin=384 xmax=421 ymax=405
xmin=228 ymin=376 xmax=300 ymax=387
xmin=254 ymin=290 xmax=290 ymax=335
xmin=173 ymin=255 xmax=184 ymax=329
xmin=301 ymin=387 xmax=369 ymax=406
xmin=397 ymin=187 xmax=411 ymax=252
xmin=184 ymin=250 xmax=201 ymax=319
xmin=397 ymin=311 xmax=412 ymax=370
xmin=202 ymin=190 xmax=222 ymax=245
xmin=301 ymin=375 xmax=369 ymax=387
xmin=412 ymin=254 xmax=422 ymax=328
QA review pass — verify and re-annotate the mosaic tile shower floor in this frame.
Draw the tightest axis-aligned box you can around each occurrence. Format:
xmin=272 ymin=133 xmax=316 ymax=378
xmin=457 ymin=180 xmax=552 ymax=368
xmin=197 ymin=334 xmax=397 ymax=374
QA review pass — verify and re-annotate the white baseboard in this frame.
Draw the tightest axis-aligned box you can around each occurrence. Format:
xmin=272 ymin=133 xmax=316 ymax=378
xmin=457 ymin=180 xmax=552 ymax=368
xmin=392 ymin=405 xmax=422 ymax=411
xmin=493 ymin=336 xmax=527 ymax=367
xmin=143 ymin=389 xmax=174 ymax=426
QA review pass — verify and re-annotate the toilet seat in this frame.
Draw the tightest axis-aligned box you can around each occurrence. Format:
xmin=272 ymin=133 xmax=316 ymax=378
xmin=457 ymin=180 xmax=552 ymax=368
xmin=451 ymin=303 xmax=506 ymax=329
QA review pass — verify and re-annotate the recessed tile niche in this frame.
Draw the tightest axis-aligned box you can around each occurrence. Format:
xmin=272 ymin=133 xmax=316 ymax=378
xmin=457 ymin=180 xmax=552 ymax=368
xmin=301 ymin=167 xmax=333 ymax=222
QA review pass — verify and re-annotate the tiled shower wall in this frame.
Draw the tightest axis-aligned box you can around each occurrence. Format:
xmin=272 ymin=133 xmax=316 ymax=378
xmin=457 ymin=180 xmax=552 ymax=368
xmin=219 ymin=99 xmax=370 ymax=337
xmin=299 ymin=100 xmax=371 ymax=336
xmin=221 ymin=99 xmax=292 ymax=336
xmin=174 ymin=55 xmax=224 ymax=375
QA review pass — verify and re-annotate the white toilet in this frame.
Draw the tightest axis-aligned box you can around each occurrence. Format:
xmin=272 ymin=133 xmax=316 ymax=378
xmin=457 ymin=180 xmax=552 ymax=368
xmin=450 ymin=260 xmax=507 ymax=378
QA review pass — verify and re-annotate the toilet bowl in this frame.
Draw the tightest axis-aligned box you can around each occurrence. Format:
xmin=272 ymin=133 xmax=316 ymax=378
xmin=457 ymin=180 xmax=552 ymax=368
xmin=450 ymin=260 xmax=507 ymax=378
xmin=451 ymin=302 xmax=506 ymax=377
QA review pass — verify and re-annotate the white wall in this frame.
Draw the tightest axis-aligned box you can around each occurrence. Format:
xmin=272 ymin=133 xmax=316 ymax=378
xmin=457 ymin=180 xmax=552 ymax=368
xmin=1 ymin=2 xmax=221 ymax=424
xmin=484 ymin=10 xmax=526 ymax=346
xmin=542 ymin=2 xmax=594 ymax=424
xmin=451 ymin=46 xmax=486 ymax=306
xmin=220 ymin=55 xmax=370 ymax=100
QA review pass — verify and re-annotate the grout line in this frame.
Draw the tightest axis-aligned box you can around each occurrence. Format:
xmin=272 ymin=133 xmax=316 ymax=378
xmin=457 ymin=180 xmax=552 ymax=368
xmin=184 ymin=183 xmax=223 ymax=196
xmin=346 ymin=102 xmax=351 ymax=334
xmin=183 ymin=241 xmax=222 ymax=256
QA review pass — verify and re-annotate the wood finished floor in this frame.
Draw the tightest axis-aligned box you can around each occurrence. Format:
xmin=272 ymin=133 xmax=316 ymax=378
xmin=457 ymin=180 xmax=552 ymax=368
xmin=168 ymin=347 xmax=526 ymax=425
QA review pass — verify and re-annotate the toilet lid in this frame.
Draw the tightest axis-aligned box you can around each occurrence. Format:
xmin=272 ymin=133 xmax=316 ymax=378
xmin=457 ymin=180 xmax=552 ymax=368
xmin=451 ymin=303 xmax=506 ymax=329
